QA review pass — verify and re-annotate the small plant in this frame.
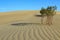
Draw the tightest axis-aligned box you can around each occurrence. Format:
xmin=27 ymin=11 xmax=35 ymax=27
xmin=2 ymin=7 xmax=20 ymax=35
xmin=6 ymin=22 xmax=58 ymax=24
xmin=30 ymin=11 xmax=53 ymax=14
xmin=40 ymin=6 xmax=57 ymax=25
xmin=40 ymin=7 xmax=47 ymax=24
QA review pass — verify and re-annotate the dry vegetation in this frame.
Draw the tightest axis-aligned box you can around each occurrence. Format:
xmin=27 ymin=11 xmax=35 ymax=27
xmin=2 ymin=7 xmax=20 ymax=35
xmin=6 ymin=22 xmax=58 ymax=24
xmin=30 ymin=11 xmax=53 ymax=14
xmin=0 ymin=10 xmax=60 ymax=40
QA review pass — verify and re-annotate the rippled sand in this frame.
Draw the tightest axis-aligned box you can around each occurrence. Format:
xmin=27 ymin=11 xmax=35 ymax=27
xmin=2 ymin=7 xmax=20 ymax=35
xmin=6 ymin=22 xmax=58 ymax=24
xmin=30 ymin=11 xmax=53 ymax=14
xmin=0 ymin=11 xmax=60 ymax=40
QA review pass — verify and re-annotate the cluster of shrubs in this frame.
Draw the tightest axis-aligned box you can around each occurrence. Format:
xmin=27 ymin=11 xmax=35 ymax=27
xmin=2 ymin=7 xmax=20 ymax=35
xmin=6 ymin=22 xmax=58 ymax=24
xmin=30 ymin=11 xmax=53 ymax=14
xmin=40 ymin=6 xmax=57 ymax=25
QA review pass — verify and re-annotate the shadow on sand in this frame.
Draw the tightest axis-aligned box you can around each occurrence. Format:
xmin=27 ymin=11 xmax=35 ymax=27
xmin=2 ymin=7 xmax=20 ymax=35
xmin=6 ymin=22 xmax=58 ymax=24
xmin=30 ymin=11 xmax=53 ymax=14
xmin=11 ymin=23 xmax=40 ymax=26
xmin=35 ymin=14 xmax=46 ymax=17
xmin=35 ymin=15 xmax=42 ymax=17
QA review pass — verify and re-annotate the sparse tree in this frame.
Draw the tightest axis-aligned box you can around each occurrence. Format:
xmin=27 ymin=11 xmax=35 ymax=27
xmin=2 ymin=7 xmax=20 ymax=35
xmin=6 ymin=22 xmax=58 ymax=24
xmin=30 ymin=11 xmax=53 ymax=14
xmin=40 ymin=6 xmax=57 ymax=25
xmin=46 ymin=6 xmax=57 ymax=25
xmin=40 ymin=7 xmax=46 ymax=24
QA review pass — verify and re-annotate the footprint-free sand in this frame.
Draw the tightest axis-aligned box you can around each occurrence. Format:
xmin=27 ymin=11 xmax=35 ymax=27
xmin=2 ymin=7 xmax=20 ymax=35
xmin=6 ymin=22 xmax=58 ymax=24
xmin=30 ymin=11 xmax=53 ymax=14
xmin=0 ymin=10 xmax=60 ymax=40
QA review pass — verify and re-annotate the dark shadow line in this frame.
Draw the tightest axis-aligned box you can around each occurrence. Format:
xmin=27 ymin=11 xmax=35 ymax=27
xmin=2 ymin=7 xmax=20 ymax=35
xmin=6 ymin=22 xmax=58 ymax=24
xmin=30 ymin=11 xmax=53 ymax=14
xmin=11 ymin=23 xmax=41 ymax=26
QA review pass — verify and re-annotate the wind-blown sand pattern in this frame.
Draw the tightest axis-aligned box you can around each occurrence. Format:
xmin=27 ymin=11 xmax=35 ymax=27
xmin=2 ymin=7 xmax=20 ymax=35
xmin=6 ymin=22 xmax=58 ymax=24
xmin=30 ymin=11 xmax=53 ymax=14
xmin=0 ymin=11 xmax=60 ymax=40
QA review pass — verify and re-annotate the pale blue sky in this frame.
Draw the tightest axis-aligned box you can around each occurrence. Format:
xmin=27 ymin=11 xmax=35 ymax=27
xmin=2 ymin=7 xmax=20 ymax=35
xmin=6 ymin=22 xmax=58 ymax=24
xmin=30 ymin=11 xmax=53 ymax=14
xmin=0 ymin=0 xmax=60 ymax=12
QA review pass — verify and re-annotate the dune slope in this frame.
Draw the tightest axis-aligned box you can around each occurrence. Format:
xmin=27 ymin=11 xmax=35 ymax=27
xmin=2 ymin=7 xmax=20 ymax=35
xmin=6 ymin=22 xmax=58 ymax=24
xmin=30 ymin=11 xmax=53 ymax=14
xmin=0 ymin=11 xmax=60 ymax=40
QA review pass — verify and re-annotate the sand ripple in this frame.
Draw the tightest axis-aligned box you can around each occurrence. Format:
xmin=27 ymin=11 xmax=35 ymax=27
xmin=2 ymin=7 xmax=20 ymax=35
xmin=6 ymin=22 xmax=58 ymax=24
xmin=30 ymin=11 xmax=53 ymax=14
xmin=0 ymin=24 xmax=60 ymax=40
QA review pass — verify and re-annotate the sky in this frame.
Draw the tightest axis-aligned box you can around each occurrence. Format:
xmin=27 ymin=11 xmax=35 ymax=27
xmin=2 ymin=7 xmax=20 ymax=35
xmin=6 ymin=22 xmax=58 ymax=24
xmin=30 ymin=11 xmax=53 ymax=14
xmin=0 ymin=0 xmax=60 ymax=12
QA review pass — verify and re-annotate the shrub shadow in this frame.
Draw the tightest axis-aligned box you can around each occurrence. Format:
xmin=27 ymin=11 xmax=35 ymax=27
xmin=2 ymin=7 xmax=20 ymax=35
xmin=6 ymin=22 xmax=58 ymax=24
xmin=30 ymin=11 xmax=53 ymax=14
xmin=35 ymin=15 xmax=42 ymax=17
xmin=35 ymin=14 xmax=46 ymax=17
xmin=11 ymin=23 xmax=40 ymax=26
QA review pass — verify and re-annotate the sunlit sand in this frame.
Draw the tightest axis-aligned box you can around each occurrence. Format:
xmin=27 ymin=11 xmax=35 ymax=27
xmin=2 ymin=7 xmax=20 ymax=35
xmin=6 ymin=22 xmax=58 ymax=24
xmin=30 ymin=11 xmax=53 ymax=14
xmin=0 ymin=10 xmax=60 ymax=40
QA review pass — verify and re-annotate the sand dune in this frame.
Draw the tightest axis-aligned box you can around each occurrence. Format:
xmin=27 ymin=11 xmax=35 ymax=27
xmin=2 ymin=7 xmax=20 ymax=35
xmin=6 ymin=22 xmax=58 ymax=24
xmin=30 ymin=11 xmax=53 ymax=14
xmin=0 ymin=10 xmax=60 ymax=40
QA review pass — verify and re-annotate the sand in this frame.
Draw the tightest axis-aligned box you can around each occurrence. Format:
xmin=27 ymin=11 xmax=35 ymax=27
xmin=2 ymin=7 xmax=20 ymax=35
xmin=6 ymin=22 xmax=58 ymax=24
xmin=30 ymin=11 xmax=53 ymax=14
xmin=0 ymin=10 xmax=60 ymax=40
